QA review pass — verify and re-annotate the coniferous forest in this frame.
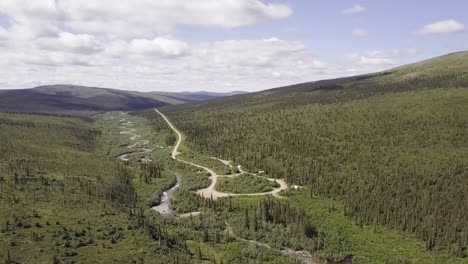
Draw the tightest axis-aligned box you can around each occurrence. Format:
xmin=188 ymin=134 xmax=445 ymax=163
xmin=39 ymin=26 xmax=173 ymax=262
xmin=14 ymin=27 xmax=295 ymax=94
xmin=1 ymin=0 xmax=468 ymax=261
xmin=157 ymin=53 xmax=468 ymax=257
xmin=1 ymin=52 xmax=467 ymax=264
xmin=0 ymin=111 xmax=304 ymax=264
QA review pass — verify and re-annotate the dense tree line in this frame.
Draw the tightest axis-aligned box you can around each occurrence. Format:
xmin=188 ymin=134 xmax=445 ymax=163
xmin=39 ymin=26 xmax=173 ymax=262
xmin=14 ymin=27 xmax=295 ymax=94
xmin=154 ymin=87 xmax=468 ymax=256
xmin=0 ymin=111 xmax=315 ymax=263
xmin=217 ymin=174 xmax=279 ymax=194
xmin=225 ymin=197 xmax=353 ymax=260
xmin=257 ymin=197 xmax=315 ymax=238
xmin=0 ymin=112 xmax=203 ymax=263
xmin=139 ymin=162 xmax=162 ymax=183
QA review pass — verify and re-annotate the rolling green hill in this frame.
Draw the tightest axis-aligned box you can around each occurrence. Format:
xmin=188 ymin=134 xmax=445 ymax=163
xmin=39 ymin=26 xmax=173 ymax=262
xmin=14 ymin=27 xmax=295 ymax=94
xmin=0 ymin=85 xmax=247 ymax=114
xmin=2 ymin=51 xmax=467 ymax=263
xmin=0 ymin=112 xmax=164 ymax=263
xmin=158 ymin=52 xmax=468 ymax=258
xmin=174 ymin=51 xmax=467 ymax=109
xmin=0 ymin=111 xmax=294 ymax=264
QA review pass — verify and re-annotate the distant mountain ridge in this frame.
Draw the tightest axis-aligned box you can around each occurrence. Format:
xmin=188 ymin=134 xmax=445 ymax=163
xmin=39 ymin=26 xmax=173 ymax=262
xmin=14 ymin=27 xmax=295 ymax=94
xmin=0 ymin=84 xmax=247 ymax=114
xmin=2 ymin=51 xmax=466 ymax=114
xmin=173 ymin=51 xmax=468 ymax=109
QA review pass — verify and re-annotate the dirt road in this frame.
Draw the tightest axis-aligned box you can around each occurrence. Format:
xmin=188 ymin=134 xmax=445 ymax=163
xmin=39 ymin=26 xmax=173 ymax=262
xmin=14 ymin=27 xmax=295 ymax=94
xmin=155 ymin=109 xmax=288 ymax=200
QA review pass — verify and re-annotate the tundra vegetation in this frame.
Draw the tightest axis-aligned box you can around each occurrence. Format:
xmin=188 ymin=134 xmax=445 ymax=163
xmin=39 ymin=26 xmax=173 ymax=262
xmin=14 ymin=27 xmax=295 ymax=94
xmin=145 ymin=52 xmax=468 ymax=263
xmin=1 ymin=52 xmax=467 ymax=264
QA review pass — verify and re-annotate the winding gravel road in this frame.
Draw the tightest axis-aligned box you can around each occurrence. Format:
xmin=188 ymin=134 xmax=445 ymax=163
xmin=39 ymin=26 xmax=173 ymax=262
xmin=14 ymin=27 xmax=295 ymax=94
xmin=155 ymin=109 xmax=288 ymax=200
xmin=117 ymin=111 xmax=319 ymax=263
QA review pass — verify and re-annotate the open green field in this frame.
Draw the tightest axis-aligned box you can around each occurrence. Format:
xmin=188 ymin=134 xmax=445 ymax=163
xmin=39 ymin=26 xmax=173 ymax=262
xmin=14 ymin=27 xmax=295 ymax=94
xmin=216 ymin=174 xmax=279 ymax=193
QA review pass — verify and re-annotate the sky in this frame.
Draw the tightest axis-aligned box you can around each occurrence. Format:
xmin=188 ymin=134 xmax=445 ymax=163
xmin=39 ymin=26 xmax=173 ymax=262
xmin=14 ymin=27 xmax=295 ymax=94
xmin=0 ymin=0 xmax=466 ymax=92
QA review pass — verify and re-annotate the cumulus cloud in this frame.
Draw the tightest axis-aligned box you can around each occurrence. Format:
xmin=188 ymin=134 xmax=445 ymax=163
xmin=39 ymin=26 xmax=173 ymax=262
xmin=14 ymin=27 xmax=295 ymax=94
xmin=0 ymin=0 xmax=299 ymax=91
xmin=0 ymin=0 xmax=420 ymax=92
xmin=417 ymin=19 xmax=465 ymax=35
xmin=37 ymin=32 xmax=102 ymax=54
xmin=0 ymin=35 xmax=331 ymax=91
xmin=104 ymin=38 xmax=190 ymax=59
xmin=347 ymin=53 xmax=393 ymax=66
xmin=345 ymin=49 xmax=418 ymax=67
xmin=56 ymin=32 xmax=101 ymax=53
xmin=341 ymin=4 xmax=366 ymax=15
xmin=0 ymin=26 xmax=7 ymax=40
xmin=352 ymin=28 xmax=368 ymax=37
xmin=130 ymin=38 xmax=190 ymax=57
xmin=68 ymin=0 xmax=292 ymax=36
xmin=0 ymin=0 xmax=292 ymax=38
xmin=11 ymin=50 xmax=92 ymax=67
xmin=198 ymin=38 xmax=308 ymax=68
xmin=0 ymin=1 xmax=61 ymax=40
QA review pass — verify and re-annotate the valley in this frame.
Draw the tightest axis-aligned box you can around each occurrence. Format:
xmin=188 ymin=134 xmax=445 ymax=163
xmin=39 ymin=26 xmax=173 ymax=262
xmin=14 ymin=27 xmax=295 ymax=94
xmin=0 ymin=52 xmax=467 ymax=264
xmin=1 ymin=1 xmax=467 ymax=263
xmin=144 ymin=52 xmax=468 ymax=263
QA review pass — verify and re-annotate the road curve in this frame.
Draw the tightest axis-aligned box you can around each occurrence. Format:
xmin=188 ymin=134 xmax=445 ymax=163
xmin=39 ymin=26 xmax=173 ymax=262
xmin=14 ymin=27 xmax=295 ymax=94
xmin=155 ymin=109 xmax=288 ymax=200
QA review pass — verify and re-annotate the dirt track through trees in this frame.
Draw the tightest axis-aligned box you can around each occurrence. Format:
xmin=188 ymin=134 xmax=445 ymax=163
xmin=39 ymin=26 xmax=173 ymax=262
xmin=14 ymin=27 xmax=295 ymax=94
xmin=155 ymin=109 xmax=288 ymax=200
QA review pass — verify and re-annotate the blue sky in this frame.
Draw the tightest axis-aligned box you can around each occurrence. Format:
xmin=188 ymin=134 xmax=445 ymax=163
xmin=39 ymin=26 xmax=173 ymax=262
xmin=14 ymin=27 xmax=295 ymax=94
xmin=0 ymin=0 xmax=466 ymax=92
xmin=175 ymin=0 xmax=467 ymax=61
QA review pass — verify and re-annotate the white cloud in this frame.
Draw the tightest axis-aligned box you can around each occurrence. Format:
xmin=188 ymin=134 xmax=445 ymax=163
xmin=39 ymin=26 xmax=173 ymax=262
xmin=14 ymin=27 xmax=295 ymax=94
xmin=0 ymin=1 xmax=61 ymax=40
xmin=4 ymin=22 xmax=57 ymax=40
xmin=130 ymin=38 xmax=190 ymax=57
xmin=57 ymin=32 xmax=101 ymax=53
xmin=14 ymin=51 xmax=92 ymax=67
xmin=417 ymin=19 xmax=465 ymax=35
xmin=345 ymin=49 xmax=418 ymax=68
xmin=0 ymin=0 xmax=292 ymax=38
xmin=341 ymin=4 xmax=366 ymax=15
xmin=0 ymin=0 xmax=424 ymax=92
xmin=105 ymin=38 xmax=190 ymax=58
xmin=198 ymin=38 xmax=308 ymax=68
xmin=37 ymin=32 xmax=102 ymax=54
xmin=0 ymin=26 xmax=7 ymax=40
xmin=0 ymin=36 xmax=332 ymax=91
xmin=174 ymin=38 xmax=327 ymax=86
xmin=0 ymin=0 xmax=297 ymax=91
xmin=352 ymin=28 xmax=368 ymax=37
xmin=347 ymin=53 xmax=393 ymax=66
xmin=0 ymin=0 xmax=62 ymax=22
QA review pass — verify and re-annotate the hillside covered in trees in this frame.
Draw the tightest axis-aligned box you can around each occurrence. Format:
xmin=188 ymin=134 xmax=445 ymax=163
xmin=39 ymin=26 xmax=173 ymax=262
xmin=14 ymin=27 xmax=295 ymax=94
xmin=159 ymin=52 xmax=468 ymax=257
xmin=0 ymin=112 xmax=307 ymax=264
xmin=0 ymin=112 xmax=196 ymax=263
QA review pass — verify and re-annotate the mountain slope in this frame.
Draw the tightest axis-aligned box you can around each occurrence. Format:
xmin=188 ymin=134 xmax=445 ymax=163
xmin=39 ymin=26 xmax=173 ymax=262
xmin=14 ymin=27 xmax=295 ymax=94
xmin=156 ymin=52 xmax=468 ymax=258
xmin=157 ymin=90 xmax=247 ymax=102
xmin=0 ymin=85 xmax=175 ymax=113
xmin=173 ymin=51 xmax=468 ymax=110
xmin=0 ymin=85 xmax=247 ymax=114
